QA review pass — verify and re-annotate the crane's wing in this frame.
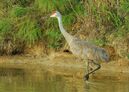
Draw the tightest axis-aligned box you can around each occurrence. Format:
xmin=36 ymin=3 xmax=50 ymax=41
xmin=69 ymin=38 xmax=109 ymax=62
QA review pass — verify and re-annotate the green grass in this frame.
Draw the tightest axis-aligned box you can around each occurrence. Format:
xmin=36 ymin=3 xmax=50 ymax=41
xmin=46 ymin=28 xmax=62 ymax=49
xmin=0 ymin=18 xmax=13 ymax=42
xmin=95 ymin=39 xmax=106 ymax=46
xmin=10 ymin=6 xmax=29 ymax=17
xmin=0 ymin=0 xmax=128 ymax=55
xmin=0 ymin=0 xmax=82 ymax=49
xmin=16 ymin=18 xmax=42 ymax=45
xmin=0 ymin=19 xmax=12 ymax=33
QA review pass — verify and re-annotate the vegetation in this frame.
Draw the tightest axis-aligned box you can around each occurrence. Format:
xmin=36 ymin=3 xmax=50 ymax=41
xmin=0 ymin=0 xmax=128 ymax=58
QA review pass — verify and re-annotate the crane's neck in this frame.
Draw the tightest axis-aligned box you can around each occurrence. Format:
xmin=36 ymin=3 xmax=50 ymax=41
xmin=57 ymin=16 xmax=73 ymax=44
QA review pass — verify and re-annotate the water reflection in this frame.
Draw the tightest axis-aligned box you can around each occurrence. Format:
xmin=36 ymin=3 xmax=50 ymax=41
xmin=0 ymin=67 xmax=128 ymax=92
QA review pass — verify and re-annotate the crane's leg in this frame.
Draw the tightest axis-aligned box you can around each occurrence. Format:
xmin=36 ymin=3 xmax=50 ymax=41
xmin=84 ymin=60 xmax=90 ymax=81
xmin=84 ymin=61 xmax=101 ymax=81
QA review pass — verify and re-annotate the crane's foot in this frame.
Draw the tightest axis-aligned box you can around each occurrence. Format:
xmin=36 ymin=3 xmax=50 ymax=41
xmin=84 ymin=74 xmax=89 ymax=81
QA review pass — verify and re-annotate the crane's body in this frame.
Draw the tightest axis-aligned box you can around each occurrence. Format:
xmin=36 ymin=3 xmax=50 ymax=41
xmin=50 ymin=11 xmax=109 ymax=80
xmin=69 ymin=38 xmax=109 ymax=62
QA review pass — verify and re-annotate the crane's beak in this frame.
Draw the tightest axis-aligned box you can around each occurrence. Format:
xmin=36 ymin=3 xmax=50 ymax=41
xmin=50 ymin=13 xmax=56 ymax=17
xmin=50 ymin=14 xmax=55 ymax=17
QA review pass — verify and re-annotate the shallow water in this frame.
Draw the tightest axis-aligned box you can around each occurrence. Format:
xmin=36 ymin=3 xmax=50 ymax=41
xmin=0 ymin=67 xmax=128 ymax=92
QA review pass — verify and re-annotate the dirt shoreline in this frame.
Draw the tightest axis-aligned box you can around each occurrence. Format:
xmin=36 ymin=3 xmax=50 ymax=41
xmin=0 ymin=53 xmax=129 ymax=81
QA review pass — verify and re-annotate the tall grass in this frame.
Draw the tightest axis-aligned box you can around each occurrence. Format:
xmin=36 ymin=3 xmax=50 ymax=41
xmin=46 ymin=28 xmax=62 ymax=49
xmin=0 ymin=0 xmax=128 ymax=55
xmin=0 ymin=0 xmax=85 ymax=54
xmin=16 ymin=17 xmax=42 ymax=45
xmin=0 ymin=18 xmax=13 ymax=42
xmin=84 ymin=0 xmax=129 ymax=46
xmin=10 ymin=6 xmax=29 ymax=17
xmin=35 ymin=0 xmax=84 ymax=48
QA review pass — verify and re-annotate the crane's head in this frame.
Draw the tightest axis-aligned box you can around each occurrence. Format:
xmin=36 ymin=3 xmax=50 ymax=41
xmin=50 ymin=11 xmax=61 ymax=18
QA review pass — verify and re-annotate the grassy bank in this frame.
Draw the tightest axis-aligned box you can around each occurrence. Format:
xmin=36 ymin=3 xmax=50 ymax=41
xmin=0 ymin=0 xmax=128 ymax=60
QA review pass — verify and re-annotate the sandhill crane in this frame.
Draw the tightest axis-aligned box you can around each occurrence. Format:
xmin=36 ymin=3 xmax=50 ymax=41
xmin=50 ymin=11 xmax=109 ymax=80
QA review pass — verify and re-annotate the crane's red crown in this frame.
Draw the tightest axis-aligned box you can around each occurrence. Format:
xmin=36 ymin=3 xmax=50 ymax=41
xmin=52 ymin=11 xmax=56 ymax=14
xmin=50 ymin=11 xmax=61 ymax=17
xmin=50 ymin=11 xmax=57 ymax=17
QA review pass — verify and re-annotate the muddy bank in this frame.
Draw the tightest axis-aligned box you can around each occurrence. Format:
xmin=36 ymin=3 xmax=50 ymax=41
xmin=0 ymin=53 xmax=129 ymax=81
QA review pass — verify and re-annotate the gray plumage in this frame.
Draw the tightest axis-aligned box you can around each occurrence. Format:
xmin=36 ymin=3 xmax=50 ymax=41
xmin=50 ymin=11 xmax=109 ymax=80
